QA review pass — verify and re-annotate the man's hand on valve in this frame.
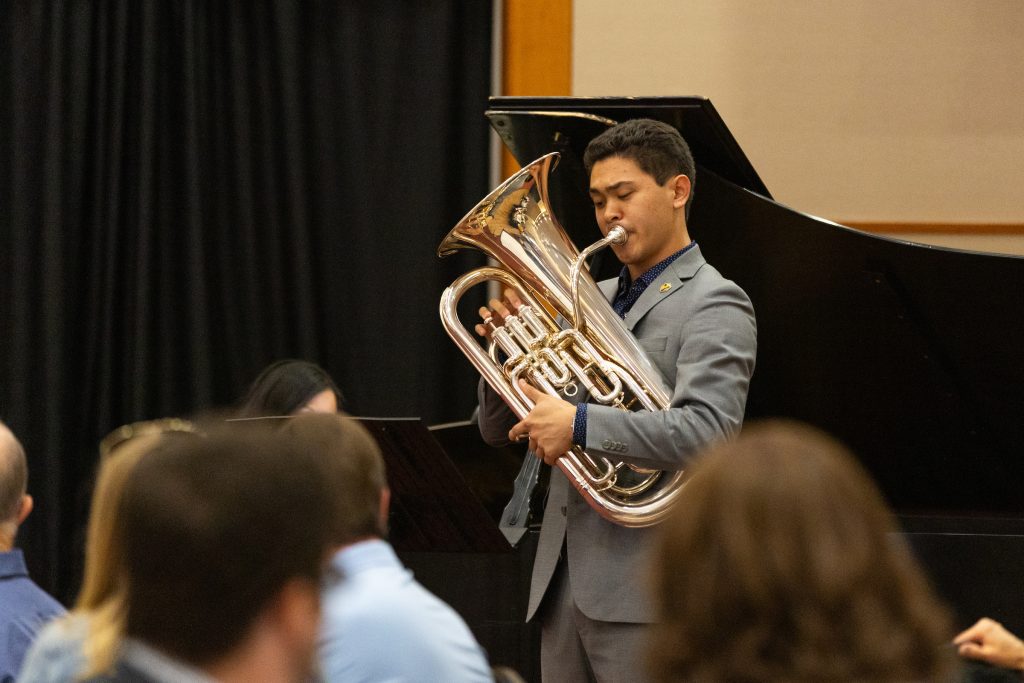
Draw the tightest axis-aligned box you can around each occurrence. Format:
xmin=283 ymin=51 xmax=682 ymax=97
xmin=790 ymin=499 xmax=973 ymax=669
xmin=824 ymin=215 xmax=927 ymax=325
xmin=474 ymin=289 xmax=524 ymax=340
xmin=508 ymin=380 xmax=575 ymax=465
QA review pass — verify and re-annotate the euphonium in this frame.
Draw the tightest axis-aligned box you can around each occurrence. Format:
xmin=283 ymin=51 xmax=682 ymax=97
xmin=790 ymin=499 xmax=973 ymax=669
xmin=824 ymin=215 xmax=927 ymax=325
xmin=438 ymin=152 xmax=686 ymax=528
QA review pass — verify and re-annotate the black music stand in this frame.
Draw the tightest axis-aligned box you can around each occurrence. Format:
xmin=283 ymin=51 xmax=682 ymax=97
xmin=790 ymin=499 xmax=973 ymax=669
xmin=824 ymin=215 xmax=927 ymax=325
xmin=356 ymin=417 xmax=510 ymax=554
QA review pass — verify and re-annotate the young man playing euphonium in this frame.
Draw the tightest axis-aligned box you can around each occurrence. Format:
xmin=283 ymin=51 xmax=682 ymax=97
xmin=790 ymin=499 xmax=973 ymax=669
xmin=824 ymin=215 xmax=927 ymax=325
xmin=476 ymin=118 xmax=758 ymax=682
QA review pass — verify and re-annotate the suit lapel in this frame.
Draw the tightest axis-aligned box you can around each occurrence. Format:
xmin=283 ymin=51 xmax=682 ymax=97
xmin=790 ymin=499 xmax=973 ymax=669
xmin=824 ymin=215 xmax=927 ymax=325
xmin=622 ymin=245 xmax=705 ymax=331
xmin=598 ymin=277 xmax=618 ymax=303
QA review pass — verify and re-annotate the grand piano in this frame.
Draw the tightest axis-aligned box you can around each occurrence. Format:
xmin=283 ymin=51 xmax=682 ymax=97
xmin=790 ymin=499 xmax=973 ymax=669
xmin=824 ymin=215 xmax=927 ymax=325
xmin=407 ymin=97 xmax=1024 ymax=682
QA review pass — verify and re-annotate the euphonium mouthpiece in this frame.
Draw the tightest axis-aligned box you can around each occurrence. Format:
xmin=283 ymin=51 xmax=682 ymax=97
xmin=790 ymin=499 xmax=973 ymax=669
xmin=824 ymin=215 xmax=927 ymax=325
xmin=607 ymin=226 xmax=627 ymax=244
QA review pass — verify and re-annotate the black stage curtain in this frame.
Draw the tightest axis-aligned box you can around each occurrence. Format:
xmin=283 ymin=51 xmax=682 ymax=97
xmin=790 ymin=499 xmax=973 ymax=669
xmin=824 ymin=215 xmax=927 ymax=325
xmin=0 ymin=1 xmax=493 ymax=600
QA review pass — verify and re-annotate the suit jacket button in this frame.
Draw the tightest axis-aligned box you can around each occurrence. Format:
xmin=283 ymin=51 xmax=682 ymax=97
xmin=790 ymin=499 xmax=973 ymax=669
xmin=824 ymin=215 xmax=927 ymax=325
xmin=602 ymin=439 xmax=612 ymax=449
xmin=560 ymin=505 xmax=567 ymax=516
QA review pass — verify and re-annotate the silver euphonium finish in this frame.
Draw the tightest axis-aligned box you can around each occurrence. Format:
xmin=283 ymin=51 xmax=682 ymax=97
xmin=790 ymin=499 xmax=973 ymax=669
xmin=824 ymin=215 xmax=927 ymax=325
xmin=438 ymin=152 xmax=687 ymax=528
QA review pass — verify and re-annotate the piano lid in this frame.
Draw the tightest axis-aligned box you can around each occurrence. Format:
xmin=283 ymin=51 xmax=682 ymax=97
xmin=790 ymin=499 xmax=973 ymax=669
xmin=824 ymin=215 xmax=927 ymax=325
xmin=487 ymin=96 xmax=1024 ymax=517
xmin=487 ymin=96 xmax=769 ymax=197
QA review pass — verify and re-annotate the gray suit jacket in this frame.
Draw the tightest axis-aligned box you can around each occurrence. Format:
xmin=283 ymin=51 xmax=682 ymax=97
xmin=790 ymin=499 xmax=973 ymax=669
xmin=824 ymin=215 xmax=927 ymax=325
xmin=478 ymin=245 xmax=757 ymax=623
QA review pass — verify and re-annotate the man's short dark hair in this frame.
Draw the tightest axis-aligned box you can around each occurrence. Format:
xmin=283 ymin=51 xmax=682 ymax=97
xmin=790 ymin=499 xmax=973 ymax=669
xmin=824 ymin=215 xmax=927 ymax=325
xmin=117 ymin=422 xmax=335 ymax=666
xmin=583 ymin=118 xmax=697 ymax=216
xmin=0 ymin=421 xmax=27 ymax=521
xmin=281 ymin=413 xmax=386 ymax=545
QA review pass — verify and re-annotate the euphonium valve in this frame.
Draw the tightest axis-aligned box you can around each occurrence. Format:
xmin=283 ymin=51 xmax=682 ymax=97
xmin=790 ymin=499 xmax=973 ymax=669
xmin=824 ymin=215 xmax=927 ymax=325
xmin=437 ymin=153 xmax=686 ymax=527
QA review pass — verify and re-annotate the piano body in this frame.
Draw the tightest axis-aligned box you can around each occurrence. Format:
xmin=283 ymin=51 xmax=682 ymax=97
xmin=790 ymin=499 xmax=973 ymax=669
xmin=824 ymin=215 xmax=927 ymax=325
xmin=409 ymin=97 xmax=1024 ymax=681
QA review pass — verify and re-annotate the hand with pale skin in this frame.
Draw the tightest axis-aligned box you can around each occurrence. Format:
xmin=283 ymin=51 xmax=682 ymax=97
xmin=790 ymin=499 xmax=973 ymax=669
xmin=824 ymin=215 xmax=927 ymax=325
xmin=953 ymin=618 xmax=1024 ymax=671
xmin=508 ymin=380 xmax=576 ymax=465
xmin=474 ymin=289 xmax=523 ymax=340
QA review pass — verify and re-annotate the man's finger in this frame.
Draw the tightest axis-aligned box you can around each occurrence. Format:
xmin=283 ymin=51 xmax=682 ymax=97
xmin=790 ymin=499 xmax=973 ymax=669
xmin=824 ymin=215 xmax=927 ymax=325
xmin=958 ymin=643 xmax=982 ymax=659
xmin=504 ymin=289 xmax=523 ymax=309
xmin=509 ymin=419 xmax=529 ymax=443
xmin=519 ymin=379 xmax=543 ymax=400
xmin=488 ymin=298 xmax=510 ymax=318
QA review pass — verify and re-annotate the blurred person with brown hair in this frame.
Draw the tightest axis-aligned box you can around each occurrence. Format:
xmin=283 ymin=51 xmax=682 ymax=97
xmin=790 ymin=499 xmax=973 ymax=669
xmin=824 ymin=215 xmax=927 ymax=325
xmin=649 ymin=420 xmax=954 ymax=683
xmin=83 ymin=421 xmax=338 ymax=683
xmin=18 ymin=420 xmax=194 ymax=682
xmin=0 ymin=420 xmax=65 ymax=681
xmin=280 ymin=413 xmax=493 ymax=683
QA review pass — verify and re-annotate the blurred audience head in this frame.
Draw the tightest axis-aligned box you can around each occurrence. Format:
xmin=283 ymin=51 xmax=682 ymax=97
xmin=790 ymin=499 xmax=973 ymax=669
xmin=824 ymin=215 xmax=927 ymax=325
xmin=116 ymin=421 xmax=336 ymax=679
xmin=68 ymin=420 xmax=199 ymax=677
xmin=281 ymin=413 xmax=387 ymax=545
xmin=649 ymin=419 xmax=953 ymax=683
xmin=0 ymin=420 xmax=31 ymax=545
xmin=238 ymin=359 xmax=343 ymax=417
xmin=82 ymin=419 xmax=198 ymax=612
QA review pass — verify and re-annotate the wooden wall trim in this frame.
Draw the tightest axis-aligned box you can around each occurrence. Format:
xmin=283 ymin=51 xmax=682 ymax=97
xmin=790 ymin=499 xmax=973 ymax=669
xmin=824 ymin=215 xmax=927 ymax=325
xmin=500 ymin=0 xmax=572 ymax=177
xmin=843 ymin=222 xmax=1024 ymax=235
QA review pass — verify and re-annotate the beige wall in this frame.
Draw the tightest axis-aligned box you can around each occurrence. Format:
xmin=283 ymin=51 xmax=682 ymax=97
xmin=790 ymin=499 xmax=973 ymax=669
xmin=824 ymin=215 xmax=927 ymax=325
xmin=573 ymin=0 xmax=1024 ymax=254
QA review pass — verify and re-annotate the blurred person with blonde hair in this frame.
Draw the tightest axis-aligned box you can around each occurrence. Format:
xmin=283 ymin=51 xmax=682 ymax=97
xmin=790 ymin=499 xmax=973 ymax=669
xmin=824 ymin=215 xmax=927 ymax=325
xmin=18 ymin=420 xmax=195 ymax=682
xmin=649 ymin=420 xmax=955 ymax=683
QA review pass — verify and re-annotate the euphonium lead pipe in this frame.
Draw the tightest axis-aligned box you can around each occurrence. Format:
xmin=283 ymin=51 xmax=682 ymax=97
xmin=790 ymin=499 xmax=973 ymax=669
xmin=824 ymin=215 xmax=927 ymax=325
xmin=570 ymin=225 xmax=627 ymax=336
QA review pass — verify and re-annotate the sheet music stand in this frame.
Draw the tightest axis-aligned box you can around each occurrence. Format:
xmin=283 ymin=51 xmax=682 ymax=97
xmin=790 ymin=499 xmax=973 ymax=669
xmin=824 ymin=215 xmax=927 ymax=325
xmin=356 ymin=417 xmax=510 ymax=553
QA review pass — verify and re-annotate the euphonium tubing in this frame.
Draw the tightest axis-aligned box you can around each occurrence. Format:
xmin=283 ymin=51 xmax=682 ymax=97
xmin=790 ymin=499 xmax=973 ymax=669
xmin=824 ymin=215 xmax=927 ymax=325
xmin=438 ymin=153 xmax=686 ymax=527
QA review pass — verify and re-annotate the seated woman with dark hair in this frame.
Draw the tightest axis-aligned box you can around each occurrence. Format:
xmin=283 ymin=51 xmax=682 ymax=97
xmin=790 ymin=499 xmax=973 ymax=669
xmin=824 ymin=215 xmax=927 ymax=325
xmin=649 ymin=419 xmax=956 ymax=683
xmin=237 ymin=359 xmax=344 ymax=418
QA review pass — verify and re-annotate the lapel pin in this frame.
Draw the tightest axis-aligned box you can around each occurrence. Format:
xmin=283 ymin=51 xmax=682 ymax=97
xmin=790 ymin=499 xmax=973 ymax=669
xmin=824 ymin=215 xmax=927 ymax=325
xmin=659 ymin=282 xmax=672 ymax=293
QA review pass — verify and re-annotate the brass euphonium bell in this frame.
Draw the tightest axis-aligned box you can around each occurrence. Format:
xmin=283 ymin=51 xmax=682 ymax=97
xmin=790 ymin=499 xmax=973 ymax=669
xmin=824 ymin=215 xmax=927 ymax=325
xmin=438 ymin=152 xmax=686 ymax=527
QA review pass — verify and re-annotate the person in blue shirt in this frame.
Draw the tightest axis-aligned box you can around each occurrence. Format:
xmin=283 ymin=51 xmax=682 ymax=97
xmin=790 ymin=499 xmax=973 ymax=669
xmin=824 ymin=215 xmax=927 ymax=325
xmin=0 ymin=420 xmax=65 ymax=682
xmin=280 ymin=414 xmax=495 ymax=683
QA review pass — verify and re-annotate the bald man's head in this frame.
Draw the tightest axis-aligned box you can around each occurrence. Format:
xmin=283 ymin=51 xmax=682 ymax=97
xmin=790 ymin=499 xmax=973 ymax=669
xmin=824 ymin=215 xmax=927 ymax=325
xmin=0 ymin=421 xmax=28 ymax=524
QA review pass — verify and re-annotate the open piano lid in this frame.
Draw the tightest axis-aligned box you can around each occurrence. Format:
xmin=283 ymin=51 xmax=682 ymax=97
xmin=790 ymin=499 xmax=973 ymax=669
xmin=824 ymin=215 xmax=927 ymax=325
xmin=487 ymin=96 xmax=1024 ymax=517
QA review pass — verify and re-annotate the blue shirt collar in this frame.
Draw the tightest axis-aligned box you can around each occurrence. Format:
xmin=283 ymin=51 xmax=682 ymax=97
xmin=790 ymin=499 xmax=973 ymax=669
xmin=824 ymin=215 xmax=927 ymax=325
xmin=617 ymin=242 xmax=696 ymax=292
xmin=329 ymin=538 xmax=398 ymax=579
xmin=0 ymin=549 xmax=29 ymax=579
xmin=613 ymin=242 xmax=697 ymax=318
xmin=119 ymin=638 xmax=217 ymax=683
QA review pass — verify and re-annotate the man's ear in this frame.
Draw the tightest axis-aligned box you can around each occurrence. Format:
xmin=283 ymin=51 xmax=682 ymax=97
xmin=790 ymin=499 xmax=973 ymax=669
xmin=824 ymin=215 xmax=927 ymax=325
xmin=17 ymin=494 xmax=33 ymax=525
xmin=378 ymin=488 xmax=391 ymax=533
xmin=671 ymin=174 xmax=691 ymax=210
xmin=271 ymin=577 xmax=322 ymax=651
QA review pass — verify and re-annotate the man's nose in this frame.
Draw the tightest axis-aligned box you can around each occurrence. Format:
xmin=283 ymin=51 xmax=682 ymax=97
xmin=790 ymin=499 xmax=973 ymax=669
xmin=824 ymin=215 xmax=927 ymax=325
xmin=602 ymin=201 xmax=622 ymax=225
